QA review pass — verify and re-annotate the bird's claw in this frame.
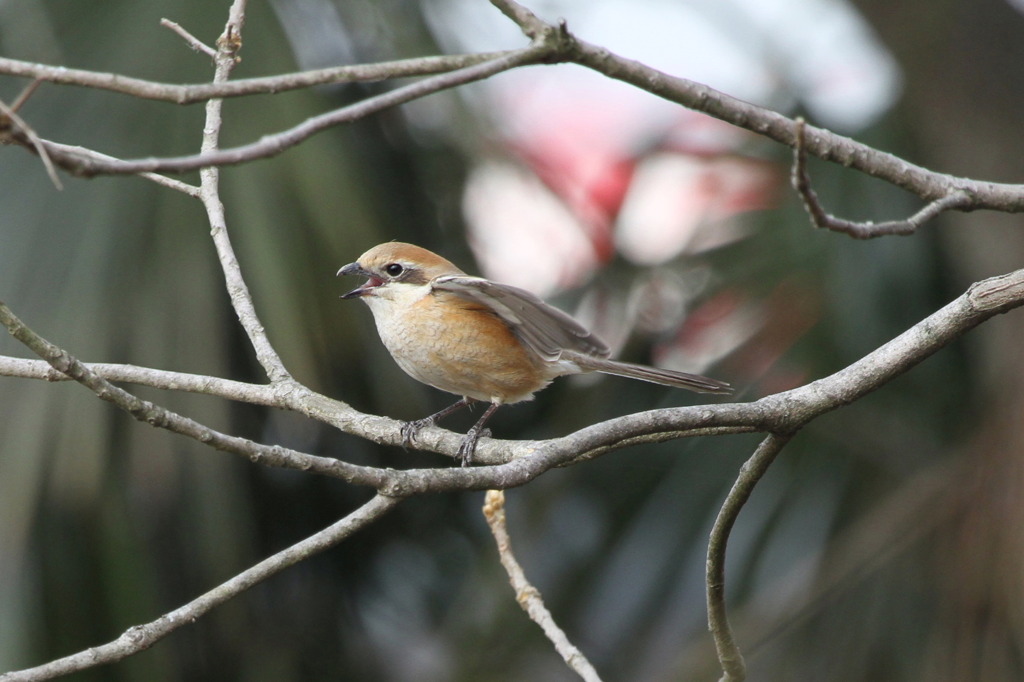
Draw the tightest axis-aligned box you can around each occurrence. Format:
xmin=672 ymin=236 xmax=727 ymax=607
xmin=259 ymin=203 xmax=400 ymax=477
xmin=457 ymin=428 xmax=492 ymax=467
xmin=456 ymin=436 xmax=478 ymax=467
xmin=400 ymin=418 xmax=433 ymax=450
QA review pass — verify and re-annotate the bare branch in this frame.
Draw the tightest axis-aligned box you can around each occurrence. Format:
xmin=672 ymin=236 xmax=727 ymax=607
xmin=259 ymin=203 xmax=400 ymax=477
xmin=19 ymin=45 xmax=551 ymax=178
xmin=0 ymin=299 xmax=390 ymax=488
xmin=0 ymin=493 xmax=401 ymax=682
xmin=160 ymin=18 xmax=217 ymax=58
xmin=0 ymin=51 xmax=523 ymax=104
xmin=0 ymin=354 xmax=431 ymax=471
xmin=0 ymin=356 xmax=275 ymax=402
xmin=1 ymin=0 xmax=1019 ymax=217
xmin=791 ymin=117 xmax=974 ymax=238
xmin=483 ymin=491 xmax=602 ymax=682
xmin=40 ymin=141 xmax=200 ymax=194
xmin=550 ymin=33 xmax=1024 ymax=215
xmin=196 ymin=0 xmax=293 ymax=384
xmin=706 ymin=433 xmax=793 ymax=682
xmin=0 ymin=64 xmax=195 ymax=194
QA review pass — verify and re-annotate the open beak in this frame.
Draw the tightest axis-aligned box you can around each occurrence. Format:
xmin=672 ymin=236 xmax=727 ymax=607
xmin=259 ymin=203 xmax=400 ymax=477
xmin=337 ymin=262 xmax=382 ymax=299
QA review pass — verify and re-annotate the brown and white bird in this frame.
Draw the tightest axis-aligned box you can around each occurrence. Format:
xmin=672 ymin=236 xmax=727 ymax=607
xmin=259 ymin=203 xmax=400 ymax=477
xmin=339 ymin=242 xmax=731 ymax=465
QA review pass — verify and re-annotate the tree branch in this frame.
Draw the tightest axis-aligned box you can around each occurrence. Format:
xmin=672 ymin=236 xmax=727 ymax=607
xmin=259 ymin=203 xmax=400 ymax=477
xmin=0 ymin=299 xmax=392 ymax=489
xmin=0 ymin=356 xmax=274 ymax=402
xmin=791 ymin=117 xmax=974 ymax=237
xmin=11 ymin=45 xmax=553 ymax=178
xmin=0 ymin=493 xmax=402 ymax=682
xmin=160 ymin=18 xmax=217 ymax=58
xmin=385 ymin=266 xmax=1024 ymax=494
xmin=706 ymin=433 xmax=794 ymax=682
xmin=8 ymin=0 xmax=1020 ymax=225
xmin=489 ymin=0 xmax=550 ymax=39
xmin=37 ymin=141 xmax=200 ymax=194
xmin=483 ymin=491 xmax=602 ymax=682
xmin=0 ymin=51 xmax=520 ymax=104
xmin=196 ymin=0 xmax=293 ymax=384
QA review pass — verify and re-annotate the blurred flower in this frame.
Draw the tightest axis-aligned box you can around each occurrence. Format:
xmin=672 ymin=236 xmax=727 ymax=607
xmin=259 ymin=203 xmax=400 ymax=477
xmin=463 ymin=161 xmax=603 ymax=296
xmin=421 ymin=0 xmax=899 ymax=379
xmin=615 ymin=148 xmax=776 ymax=266
xmin=426 ymin=0 xmax=899 ymax=284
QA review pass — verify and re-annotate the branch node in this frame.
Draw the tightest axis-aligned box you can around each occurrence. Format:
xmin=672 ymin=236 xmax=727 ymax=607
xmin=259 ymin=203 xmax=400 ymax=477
xmin=215 ymin=22 xmax=244 ymax=63
xmin=0 ymin=96 xmax=63 ymax=190
xmin=489 ymin=0 xmax=574 ymax=60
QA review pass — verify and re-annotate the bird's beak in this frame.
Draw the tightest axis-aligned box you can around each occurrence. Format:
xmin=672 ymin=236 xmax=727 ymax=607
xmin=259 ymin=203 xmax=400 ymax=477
xmin=337 ymin=262 xmax=382 ymax=299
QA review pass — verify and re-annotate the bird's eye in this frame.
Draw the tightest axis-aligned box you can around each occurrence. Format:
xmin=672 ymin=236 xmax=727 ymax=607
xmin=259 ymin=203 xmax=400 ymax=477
xmin=384 ymin=263 xmax=404 ymax=277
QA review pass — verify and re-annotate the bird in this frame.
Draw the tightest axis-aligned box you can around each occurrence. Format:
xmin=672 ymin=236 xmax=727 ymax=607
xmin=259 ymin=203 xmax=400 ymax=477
xmin=338 ymin=242 xmax=731 ymax=466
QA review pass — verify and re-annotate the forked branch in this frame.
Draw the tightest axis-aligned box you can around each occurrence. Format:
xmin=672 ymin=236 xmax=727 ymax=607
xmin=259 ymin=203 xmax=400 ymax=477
xmin=791 ymin=117 xmax=974 ymax=238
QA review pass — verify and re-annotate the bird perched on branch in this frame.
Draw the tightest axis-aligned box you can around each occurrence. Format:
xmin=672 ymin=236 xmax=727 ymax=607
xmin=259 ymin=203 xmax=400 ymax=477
xmin=339 ymin=242 xmax=731 ymax=466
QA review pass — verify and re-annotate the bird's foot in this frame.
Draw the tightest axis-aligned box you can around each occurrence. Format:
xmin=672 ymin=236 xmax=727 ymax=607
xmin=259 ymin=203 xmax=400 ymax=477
xmin=401 ymin=398 xmax=475 ymax=451
xmin=456 ymin=428 xmax=492 ymax=467
xmin=457 ymin=433 xmax=480 ymax=467
xmin=400 ymin=417 xmax=434 ymax=450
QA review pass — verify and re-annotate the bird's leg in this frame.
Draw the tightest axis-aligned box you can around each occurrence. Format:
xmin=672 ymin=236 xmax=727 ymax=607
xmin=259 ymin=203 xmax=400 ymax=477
xmin=401 ymin=397 xmax=475 ymax=449
xmin=457 ymin=402 xmax=501 ymax=467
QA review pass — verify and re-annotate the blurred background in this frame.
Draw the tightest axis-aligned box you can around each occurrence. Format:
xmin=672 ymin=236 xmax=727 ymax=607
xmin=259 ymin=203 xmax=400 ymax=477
xmin=1 ymin=0 xmax=1023 ymax=679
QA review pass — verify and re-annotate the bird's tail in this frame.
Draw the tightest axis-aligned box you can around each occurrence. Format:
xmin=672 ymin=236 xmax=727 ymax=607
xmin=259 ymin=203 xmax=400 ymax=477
xmin=562 ymin=351 xmax=732 ymax=395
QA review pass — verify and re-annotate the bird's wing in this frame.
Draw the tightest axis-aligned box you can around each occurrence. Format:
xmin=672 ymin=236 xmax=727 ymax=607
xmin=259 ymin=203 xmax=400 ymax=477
xmin=431 ymin=276 xmax=610 ymax=361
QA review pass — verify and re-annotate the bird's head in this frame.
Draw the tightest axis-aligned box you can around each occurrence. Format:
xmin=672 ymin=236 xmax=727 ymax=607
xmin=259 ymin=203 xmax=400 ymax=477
xmin=338 ymin=242 xmax=465 ymax=301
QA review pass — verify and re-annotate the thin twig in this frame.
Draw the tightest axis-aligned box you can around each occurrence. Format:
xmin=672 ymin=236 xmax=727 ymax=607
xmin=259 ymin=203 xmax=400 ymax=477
xmin=483 ymin=491 xmax=602 ymax=682
xmin=39 ymin=141 xmax=199 ymax=194
xmin=726 ymin=459 xmax=962 ymax=664
xmin=160 ymin=18 xmax=217 ymax=58
xmin=489 ymin=0 xmax=549 ymax=38
xmin=0 ymin=356 xmax=274 ymax=402
xmin=196 ymin=0 xmax=294 ymax=383
xmin=0 ymin=51 xmax=520 ymax=104
xmin=0 ymin=494 xmax=402 ymax=682
xmin=791 ymin=117 xmax=973 ymax=238
xmin=9 ymin=78 xmax=42 ymax=112
xmin=706 ymin=433 xmax=794 ymax=682
xmin=0 ymin=97 xmax=62 ymax=190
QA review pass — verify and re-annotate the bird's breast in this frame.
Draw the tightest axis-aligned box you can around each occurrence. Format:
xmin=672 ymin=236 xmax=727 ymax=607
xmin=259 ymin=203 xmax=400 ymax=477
xmin=367 ymin=290 xmax=553 ymax=403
